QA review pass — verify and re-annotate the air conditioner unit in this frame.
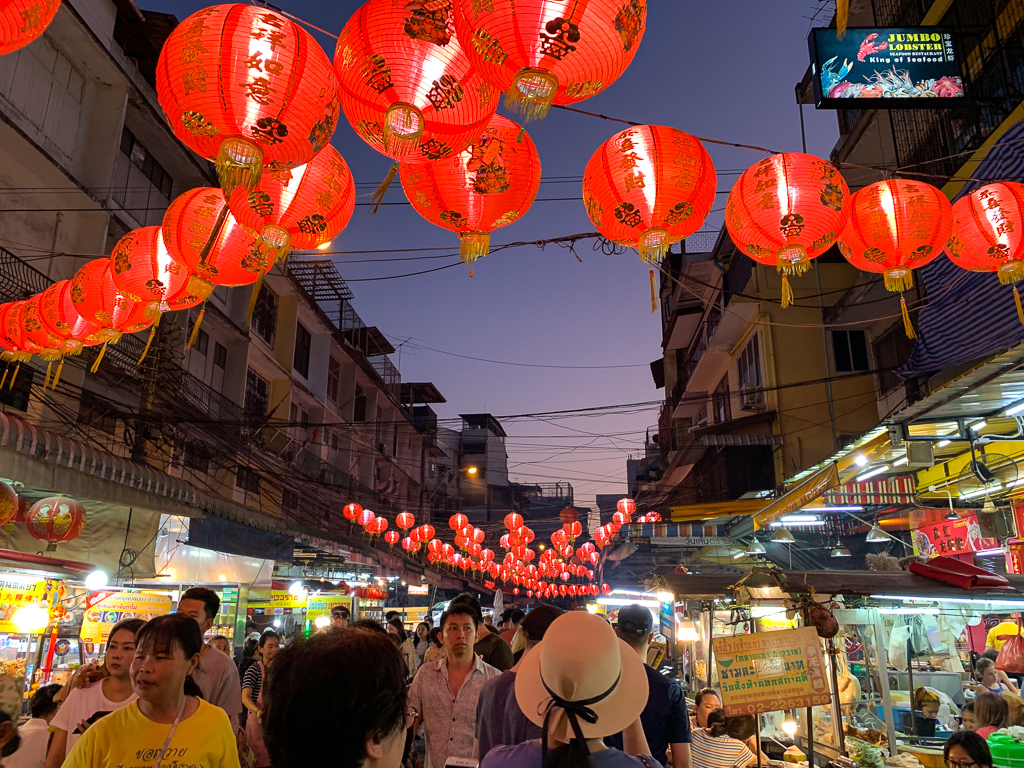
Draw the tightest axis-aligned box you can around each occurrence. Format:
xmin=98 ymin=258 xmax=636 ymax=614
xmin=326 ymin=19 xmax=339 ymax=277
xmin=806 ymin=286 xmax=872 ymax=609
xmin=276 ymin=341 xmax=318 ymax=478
xmin=906 ymin=441 xmax=934 ymax=468
xmin=739 ymin=385 xmax=766 ymax=413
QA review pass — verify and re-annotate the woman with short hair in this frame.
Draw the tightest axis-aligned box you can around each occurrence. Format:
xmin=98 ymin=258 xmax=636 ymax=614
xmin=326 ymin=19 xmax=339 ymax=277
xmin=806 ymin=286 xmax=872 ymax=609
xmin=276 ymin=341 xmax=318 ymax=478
xmin=944 ymin=730 xmax=992 ymax=768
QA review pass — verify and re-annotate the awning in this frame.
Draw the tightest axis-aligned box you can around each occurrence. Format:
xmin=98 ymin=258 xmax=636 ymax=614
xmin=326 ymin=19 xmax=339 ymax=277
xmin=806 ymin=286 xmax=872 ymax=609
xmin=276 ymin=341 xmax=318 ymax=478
xmin=670 ymin=499 xmax=765 ymax=523
xmin=751 ymin=463 xmax=840 ymax=531
xmin=821 ymin=475 xmax=917 ymax=506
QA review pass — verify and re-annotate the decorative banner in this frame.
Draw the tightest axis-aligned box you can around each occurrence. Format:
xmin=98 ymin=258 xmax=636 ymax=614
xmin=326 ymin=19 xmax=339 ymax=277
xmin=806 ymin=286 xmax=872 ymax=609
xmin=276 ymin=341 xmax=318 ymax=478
xmin=912 ymin=514 xmax=999 ymax=558
xmin=80 ymin=591 xmax=172 ymax=644
xmin=714 ymin=627 xmax=831 ymax=715
xmin=0 ymin=578 xmax=48 ymax=633
xmin=1007 ymin=539 xmax=1024 ymax=575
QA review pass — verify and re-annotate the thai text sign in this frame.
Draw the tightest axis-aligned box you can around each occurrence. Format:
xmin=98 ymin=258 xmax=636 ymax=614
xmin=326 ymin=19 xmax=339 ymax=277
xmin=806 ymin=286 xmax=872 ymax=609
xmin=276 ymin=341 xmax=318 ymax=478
xmin=912 ymin=514 xmax=998 ymax=558
xmin=714 ymin=627 xmax=831 ymax=715
xmin=80 ymin=592 xmax=172 ymax=644
xmin=809 ymin=27 xmax=963 ymax=108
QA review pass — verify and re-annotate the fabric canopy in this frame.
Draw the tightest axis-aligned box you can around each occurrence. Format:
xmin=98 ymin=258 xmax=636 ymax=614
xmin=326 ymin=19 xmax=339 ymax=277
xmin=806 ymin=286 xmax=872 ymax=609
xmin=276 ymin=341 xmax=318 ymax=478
xmin=751 ymin=463 xmax=840 ymax=531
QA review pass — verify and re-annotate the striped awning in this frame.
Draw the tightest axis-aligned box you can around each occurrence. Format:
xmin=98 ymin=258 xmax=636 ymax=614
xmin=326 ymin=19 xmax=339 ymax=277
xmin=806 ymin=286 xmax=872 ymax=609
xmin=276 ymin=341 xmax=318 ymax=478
xmin=900 ymin=121 xmax=1024 ymax=376
xmin=821 ymin=475 xmax=917 ymax=506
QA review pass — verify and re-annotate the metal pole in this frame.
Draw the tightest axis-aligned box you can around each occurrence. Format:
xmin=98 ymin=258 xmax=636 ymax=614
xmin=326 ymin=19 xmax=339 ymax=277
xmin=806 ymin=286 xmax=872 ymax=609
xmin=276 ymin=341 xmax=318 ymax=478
xmin=802 ymin=607 xmax=816 ymax=768
xmin=906 ymin=639 xmax=917 ymax=737
xmin=827 ymin=637 xmax=847 ymax=755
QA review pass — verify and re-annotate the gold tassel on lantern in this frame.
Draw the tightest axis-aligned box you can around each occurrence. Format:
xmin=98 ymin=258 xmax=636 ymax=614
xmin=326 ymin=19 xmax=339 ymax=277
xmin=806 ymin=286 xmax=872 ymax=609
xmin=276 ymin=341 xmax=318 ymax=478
xmin=7 ymin=364 xmax=19 ymax=390
xmin=1014 ymin=286 xmax=1024 ymax=326
xmin=90 ymin=344 xmax=107 ymax=374
xmin=260 ymin=224 xmax=292 ymax=266
xmin=505 ymin=68 xmax=559 ymax=121
xmin=44 ymin=361 xmax=52 ymax=390
xmin=901 ymin=296 xmax=917 ymax=339
xmin=884 ymin=266 xmax=913 ymax=293
xmin=836 ymin=0 xmax=849 ymax=39
xmin=780 ymin=273 xmax=794 ymax=308
xmin=51 ymin=358 xmax=64 ymax=390
xmin=460 ymin=232 xmax=490 ymax=264
xmin=650 ymin=268 xmax=657 ymax=314
xmin=638 ymin=228 xmax=670 ymax=265
xmin=188 ymin=303 xmax=207 ymax=350
xmin=216 ymin=137 xmax=264 ymax=197
xmin=382 ymin=103 xmax=424 ymax=158
xmin=137 ymin=311 xmax=162 ymax=365
xmin=998 ymin=259 xmax=1024 ymax=285
xmin=247 ymin=272 xmax=266 ymax=324
xmin=0 ymin=367 xmax=7 ymax=390
xmin=370 ymin=162 xmax=399 ymax=215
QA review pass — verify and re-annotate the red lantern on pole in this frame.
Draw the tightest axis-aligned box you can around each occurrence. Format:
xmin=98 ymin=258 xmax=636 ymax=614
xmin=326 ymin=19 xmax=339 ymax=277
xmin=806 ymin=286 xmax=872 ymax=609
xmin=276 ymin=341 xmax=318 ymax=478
xmin=0 ymin=0 xmax=59 ymax=55
xmin=334 ymin=0 xmax=498 ymax=161
xmin=726 ymin=153 xmax=851 ymax=307
xmin=396 ymin=512 xmax=416 ymax=530
xmin=453 ymin=0 xmax=647 ymax=121
xmin=948 ymin=182 xmax=1024 ymax=324
xmin=156 ymin=4 xmax=340 ymax=194
xmin=228 ymin=145 xmax=356 ymax=262
xmin=400 ymin=114 xmax=541 ymax=264
xmin=26 ymin=496 xmax=85 ymax=549
xmin=583 ymin=125 xmax=717 ymax=265
xmin=838 ymin=179 xmax=951 ymax=338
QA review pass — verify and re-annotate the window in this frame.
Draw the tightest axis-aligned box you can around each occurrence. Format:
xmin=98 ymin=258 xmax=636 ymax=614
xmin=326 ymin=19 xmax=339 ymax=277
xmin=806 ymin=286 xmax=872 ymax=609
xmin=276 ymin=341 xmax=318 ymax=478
xmin=281 ymin=487 xmax=300 ymax=511
xmin=832 ymin=330 xmax=870 ymax=373
xmin=737 ymin=334 xmax=763 ymax=392
xmin=188 ymin=319 xmax=208 ymax=355
xmin=110 ymin=127 xmax=174 ymax=226
xmin=235 ymin=465 xmax=261 ymax=494
xmin=213 ymin=342 xmax=227 ymax=369
xmin=711 ymin=376 xmax=731 ymax=424
xmin=251 ymin=284 xmax=278 ymax=347
xmin=294 ymin=323 xmax=311 ymax=378
xmin=244 ymin=367 xmax=270 ymax=422
xmin=0 ymin=363 xmax=31 ymax=412
xmin=78 ymin=395 xmax=117 ymax=435
xmin=463 ymin=441 xmax=487 ymax=455
xmin=873 ymin=323 xmax=916 ymax=395
xmin=327 ymin=357 xmax=340 ymax=404
xmin=353 ymin=384 xmax=366 ymax=422
xmin=183 ymin=442 xmax=210 ymax=474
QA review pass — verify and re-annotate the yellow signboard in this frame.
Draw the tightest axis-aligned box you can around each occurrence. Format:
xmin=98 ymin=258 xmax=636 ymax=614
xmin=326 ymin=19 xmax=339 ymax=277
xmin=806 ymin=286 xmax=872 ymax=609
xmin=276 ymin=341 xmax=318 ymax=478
xmin=714 ymin=627 xmax=831 ymax=715
xmin=306 ymin=596 xmax=351 ymax=623
xmin=80 ymin=592 xmax=172 ymax=645
xmin=0 ymin=578 xmax=49 ymax=634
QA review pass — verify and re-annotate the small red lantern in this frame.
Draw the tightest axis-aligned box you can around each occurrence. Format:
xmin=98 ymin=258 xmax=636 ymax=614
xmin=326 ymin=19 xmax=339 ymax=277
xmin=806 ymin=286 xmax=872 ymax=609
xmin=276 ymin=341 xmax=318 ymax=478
xmin=838 ymin=179 xmax=951 ymax=338
xmin=588 ymin=551 xmax=600 ymax=566
xmin=365 ymin=516 xmax=388 ymax=535
xmin=504 ymin=513 xmax=524 ymax=530
xmin=0 ymin=481 xmax=17 ymax=528
xmin=20 ymin=292 xmax=65 ymax=364
xmin=499 ymin=533 xmax=510 ymax=549
xmin=38 ymin=280 xmax=114 ymax=357
xmin=343 ymin=502 xmax=363 ymax=521
xmin=480 ymin=548 xmax=494 ymax=563
xmin=563 ymin=521 xmax=583 ymax=539
xmin=559 ymin=507 xmax=579 ymax=525
xmin=472 ymin=528 xmax=486 ymax=545
xmin=228 ymin=145 xmax=356 ymax=261
xmin=726 ymin=153 xmax=851 ymax=306
xmin=356 ymin=509 xmax=376 ymax=527
xmin=401 ymin=536 xmax=420 ymax=553
xmin=453 ymin=0 xmax=647 ymax=121
xmin=948 ymin=182 xmax=1024 ymax=323
xmin=110 ymin=226 xmax=212 ymax=313
xmin=617 ymin=498 xmax=636 ymax=516
xmin=384 ymin=530 xmax=400 ymax=546
xmin=441 ymin=543 xmax=455 ymax=558
xmin=612 ymin=511 xmax=629 ymax=526
xmin=27 ymin=496 xmax=85 ymax=548
xmin=583 ymin=125 xmax=717 ymax=264
xmin=157 ymin=4 xmax=340 ymax=194
xmin=449 ymin=513 xmax=468 ymax=531
xmin=162 ymin=188 xmax=263 ymax=290
xmin=601 ymin=583 xmax=612 ymax=595
xmin=396 ymin=512 xmax=416 ymax=530
xmin=0 ymin=301 xmax=40 ymax=366
xmin=334 ymin=0 xmax=498 ymax=161
xmin=401 ymin=114 xmax=541 ymax=264
xmin=416 ymin=524 xmax=435 ymax=542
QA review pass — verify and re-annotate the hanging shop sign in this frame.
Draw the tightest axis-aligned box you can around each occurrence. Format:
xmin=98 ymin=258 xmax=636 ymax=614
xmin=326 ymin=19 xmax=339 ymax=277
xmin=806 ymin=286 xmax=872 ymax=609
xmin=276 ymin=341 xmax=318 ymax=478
xmin=80 ymin=591 xmax=172 ymax=644
xmin=306 ymin=596 xmax=351 ymax=623
xmin=912 ymin=514 xmax=999 ymax=558
xmin=714 ymin=626 xmax=831 ymax=715
xmin=247 ymin=590 xmax=307 ymax=617
xmin=0 ymin=578 xmax=49 ymax=634
xmin=809 ymin=27 xmax=963 ymax=108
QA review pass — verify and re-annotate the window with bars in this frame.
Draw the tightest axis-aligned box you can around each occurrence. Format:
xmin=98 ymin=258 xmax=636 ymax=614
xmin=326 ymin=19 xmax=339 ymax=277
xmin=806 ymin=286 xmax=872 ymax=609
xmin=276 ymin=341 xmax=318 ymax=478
xmin=251 ymin=284 xmax=277 ymax=347
xmin=711 ymin=376 xmax=731 ymax=424
xmin=294 ymin=323 xmax=311 ymax=379
xmin=235 ymin=465 xmax=261 ymax=494
xmin=244 ymin=367 xmax=270 ymax=422
xmin=0 ymin=364 xmax=32 ymax=412
xmin=873 ymin=323 xmax=916 ymax=395
xmin=183 ymin=442 xmax=210 ymax=474
xmin=327 ymin=357 xmax=341 ymax=404
xmin=737 ymin=334 xmax=762 ymax=392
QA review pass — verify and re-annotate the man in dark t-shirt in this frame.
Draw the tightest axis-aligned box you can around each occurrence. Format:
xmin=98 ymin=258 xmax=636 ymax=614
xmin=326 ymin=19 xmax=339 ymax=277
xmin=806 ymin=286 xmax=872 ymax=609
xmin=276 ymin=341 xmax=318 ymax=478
xmin=606 ymin=604 xmax=692 ymax=768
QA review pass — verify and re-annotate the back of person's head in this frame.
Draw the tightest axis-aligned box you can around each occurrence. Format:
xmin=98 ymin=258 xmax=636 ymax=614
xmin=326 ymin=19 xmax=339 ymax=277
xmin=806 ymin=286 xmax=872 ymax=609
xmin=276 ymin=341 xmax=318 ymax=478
xmin=449 ymin=592 xmax=483 ymax=622
xmin=509 ymin=609 xmax=526 ymax=626
xmin=1003 ymin=692 xmax=1024 ymax=727
xmin=263 ymin=627 xmax=407 ymax=768
xmin=430 ymin=627 xmax=443 ymax=647
xmin=975 ymin=692 xmax=1009 ymax=729
xmin=385 ymin=611 xmax=399 ymax=622
xmin=944 ymin=730 xmax=992 ymax=768
xmin=351 ymin=619 xmax=386 ymax=634
xmin=29 ymin=683 xmax=61 ymax=719
xmin=387 ymin=618 xmax=407 ymax=642
xmin=244 ymin=633 xmax=260 ymax=656
xmin=0 ymin=710 xmax=19 ymax=758
xmin=179 ymin=586 xmax=221 ymax=621
xmin=706 ymin=707 xmax=728 ymax=737
xmin=983 ymin=648 xmax=1000 ymax=662
xmin=616 ymin=604 xmax=653 ymax=650
xmin=135 ymin=614 xmax=205 ymax=697
xmin=520 ymin=605 xmax=563 ymax=647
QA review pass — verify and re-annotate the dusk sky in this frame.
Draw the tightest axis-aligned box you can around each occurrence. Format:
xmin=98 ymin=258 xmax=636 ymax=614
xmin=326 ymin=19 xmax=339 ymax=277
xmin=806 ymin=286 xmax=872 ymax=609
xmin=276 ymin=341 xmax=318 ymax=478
xmin=149 ymin=0 xmax=842 ymax=513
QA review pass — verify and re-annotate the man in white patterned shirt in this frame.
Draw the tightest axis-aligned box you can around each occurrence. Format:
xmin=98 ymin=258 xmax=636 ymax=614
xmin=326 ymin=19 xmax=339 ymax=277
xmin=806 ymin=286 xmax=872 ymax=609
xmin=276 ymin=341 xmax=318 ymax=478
xmin=409 ymin=602 xmax=500 ymax=768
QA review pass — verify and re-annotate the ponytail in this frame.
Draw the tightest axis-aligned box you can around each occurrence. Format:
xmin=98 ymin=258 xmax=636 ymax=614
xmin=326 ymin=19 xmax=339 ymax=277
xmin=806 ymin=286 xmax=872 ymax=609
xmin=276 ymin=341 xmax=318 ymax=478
xmin=706 ymin=707 xmax=729 ymax=738
xmin=184 ymin=674 xmax=203 ymax=699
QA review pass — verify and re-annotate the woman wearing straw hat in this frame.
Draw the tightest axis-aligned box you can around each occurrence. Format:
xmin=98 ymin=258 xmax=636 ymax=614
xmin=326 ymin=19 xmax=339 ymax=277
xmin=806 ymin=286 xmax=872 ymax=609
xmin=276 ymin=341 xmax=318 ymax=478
xmin=481 ymin=611 xmax=658 ymax=768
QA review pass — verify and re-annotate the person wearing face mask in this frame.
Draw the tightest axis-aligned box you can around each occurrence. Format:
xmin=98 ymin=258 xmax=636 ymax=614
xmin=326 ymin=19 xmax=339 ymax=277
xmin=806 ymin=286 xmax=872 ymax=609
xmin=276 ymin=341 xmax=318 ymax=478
xmin=243 ymin=631 xmax=280 ymax=768
xmin=63 ymin=613 xmax=240 ymax=768
xmin=44 ymin=617 xmax=145 ymax=768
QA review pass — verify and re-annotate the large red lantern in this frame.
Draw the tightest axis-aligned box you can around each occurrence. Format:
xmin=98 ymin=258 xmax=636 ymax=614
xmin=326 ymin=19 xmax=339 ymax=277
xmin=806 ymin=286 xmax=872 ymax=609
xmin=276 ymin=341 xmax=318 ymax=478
xmin=559 ymin=507 xmax=578 ymax=525
xmin=20 ymin=292 xmax=64 ymax=363
xmin=396 ymin=512 xmax=416 ymax=530
xmin=504 ymin=513 xmax=523 ymax=530
xmin=356 ymin=509 xmax=376 ymax=528
xmin=400 ymin=114 xmax=541 ymax=264
xmin=70 ymin=259 xmax=155 ymax=372
xmin=110 ymin=227 xmax=212 ymax=313
xmin=449 ymin=513 xmax=468 ymax=531
xmin=453 ymin=0 xmax=647 ymax=121
xmin=0 ymin=0 xmax=59 ymax=56
xmin=948 ymin=182 xmax=1024 ymax=323
xmin=156 ymin=4 xmax=340 ymax=194
xmin=26 ymin=496 xmax=85 ymax=548
xmin=416 ymin=524 xmax=435 ymax=542
xmin=334 ymin=0 xmax=499 ymax=161
xmin=38 ymin=280 xmax=113 ymax=357
xmin=726 ymin=153 xmax=851 ymax=306
xmin=162 ymin=188 xmax=263 ymax=290
xmin=583 ymin=125 xmax=716 ymax=265
xmin=838 ymin=180 xmax=951 ymax=338
xmin=0 ymin=302 xmax=40 ymax=390
xmin=343 ymin=502 xmax=362 ymax=521
xmin=365 ymin=516 xmax=388 ymax=535
xmin=228 ymin=145 xmax=356 ymax=261
xmin=617 ymin=498 xmax=636 ymax=516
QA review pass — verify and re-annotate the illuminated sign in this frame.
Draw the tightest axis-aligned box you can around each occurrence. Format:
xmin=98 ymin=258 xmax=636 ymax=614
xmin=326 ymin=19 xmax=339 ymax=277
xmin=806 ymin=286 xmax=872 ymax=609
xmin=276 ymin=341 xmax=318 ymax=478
xmin=809 ymin=27 xmax=963 ymax=108
xmin=912 ymin=514 xmax=999 ymax=558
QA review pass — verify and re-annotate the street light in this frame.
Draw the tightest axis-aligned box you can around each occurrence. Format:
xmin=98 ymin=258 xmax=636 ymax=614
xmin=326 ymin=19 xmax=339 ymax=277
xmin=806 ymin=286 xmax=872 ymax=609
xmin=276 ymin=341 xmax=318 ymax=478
xmin=466 ymin=466 xmax=479 ymax=475
xmin=772 ymin=528 xmax=795 ymax=543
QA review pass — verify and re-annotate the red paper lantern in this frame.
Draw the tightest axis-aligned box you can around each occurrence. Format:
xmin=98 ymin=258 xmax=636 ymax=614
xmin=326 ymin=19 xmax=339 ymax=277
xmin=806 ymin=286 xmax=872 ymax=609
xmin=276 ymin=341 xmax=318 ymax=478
xmin=401 ymin=536 xmax=420 ymax=552
xmin=396 ymin=512 xmax=416 ymax=530
xmin=384 ymin=529 xmax=400 ymax=546
xmin=21 ymin=292 xmax=65 ymax=363
xmin=499 ymin=533 xmax=510 ymax=549
xmin=449 ymin=513 xmax=468 ymax=531
xmin=71 ymin=259 xmax=155 ymax=337
xmin=416 ymin=524 xmax=435 ymax=542
xmin=948 ymin=182 xmax=1024 ymax=322
xmin=26 ymin=496 xmax=85 ymax=546
xmin=559 ymin=507 xmax=579 ymax=525
xmin=0 ymin=0 xmax=59 ymax=55
xmin=480 ymin=548 xmax=494 ymax=563
xmin=583 ymin=125 xmax=716 ymax=263
xmin=472 ymin=527 xmax=486 ymax=545
xmin=343 ymin=502 xmax=363 ymax=521
xmin=519 ymin=527 xmax=535 ymax=545
xmin=504 ymin=513 xmax=523 ymax=530
xmin=38 ymin=280 xmax=114 ymax=356
xmin=441 ymin=543 xmax=455 ymax=558
xmin=110 ymin=227 xmax=212 ymax=314
xmin=162 ymin=188 xmax=263 ymax=290
xmin=563 ymin=521 xmax=582 ymax=539
xmin=617 ymin=498 xmax=636 ymax=516
xmin=356 ymin=509 xmax=376 ymax=527
xmin=726 ymin=153 xmax=851 ymax=307
xmin=0 ymin=480 xmax=17 ymax=528
xmin=365 ymin=516 xmax=388 ymax=535
xmin=453 ymin=0 xmax=647 ymax=120
xmin=334 ymin=0 xmax=498 ymax=161
xmin=601 ymin=583 xmax=611 ymax=595
xmin=401 ymin=114 xmax=541 ymax=263
xmin=228 ymin=144 xmax=356 ymax=261
xmin=0 ymin=301 xmax=40 ymax=365
xmin=156 ymin=4 xmax=340 ymax=194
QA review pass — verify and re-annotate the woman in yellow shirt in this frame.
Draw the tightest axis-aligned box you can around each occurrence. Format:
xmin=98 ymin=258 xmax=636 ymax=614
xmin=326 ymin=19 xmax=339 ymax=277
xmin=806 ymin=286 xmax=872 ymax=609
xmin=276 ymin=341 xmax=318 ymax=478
xmin=64 ymin=613 xmax=240 ymax=768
